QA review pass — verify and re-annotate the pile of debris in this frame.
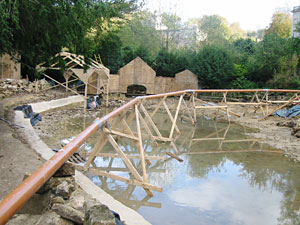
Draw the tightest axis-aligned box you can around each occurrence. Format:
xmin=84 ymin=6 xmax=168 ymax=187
xmin=277 ymin=120 xmax=300 ymax=138
xmin=0 ymin=79 xmax=52 ymax=98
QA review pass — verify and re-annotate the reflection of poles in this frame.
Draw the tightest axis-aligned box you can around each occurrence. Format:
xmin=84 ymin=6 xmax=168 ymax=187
xmin=84 ymin=81 xmax=88 ymax=113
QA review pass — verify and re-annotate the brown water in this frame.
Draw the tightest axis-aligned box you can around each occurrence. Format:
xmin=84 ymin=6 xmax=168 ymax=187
xmin=38 ymin=112 xmax=300 ymax=225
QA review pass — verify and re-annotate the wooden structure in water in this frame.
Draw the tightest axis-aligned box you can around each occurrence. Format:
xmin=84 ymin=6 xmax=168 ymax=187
xmin=1 ymin=89 xmax=300 ymax=224
xmin=73 ymin=89 xmax=299 ymax=196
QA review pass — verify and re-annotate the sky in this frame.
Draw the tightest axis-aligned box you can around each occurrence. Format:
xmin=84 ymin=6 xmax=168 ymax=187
xmin=143 ymin=0 xmax=300 ymax=31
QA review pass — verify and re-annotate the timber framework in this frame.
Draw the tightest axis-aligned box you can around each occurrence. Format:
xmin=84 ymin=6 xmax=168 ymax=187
xmin=1 ymin=88 xmax=300 ymax=224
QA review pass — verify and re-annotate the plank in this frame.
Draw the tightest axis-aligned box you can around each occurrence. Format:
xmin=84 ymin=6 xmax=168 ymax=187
xmin=88 ymin=168 xmax=163 ymax=192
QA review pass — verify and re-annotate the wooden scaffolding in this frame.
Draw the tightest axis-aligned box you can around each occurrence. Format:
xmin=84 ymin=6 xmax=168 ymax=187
xmin=37 ymin=51 xmax=110 ymax=109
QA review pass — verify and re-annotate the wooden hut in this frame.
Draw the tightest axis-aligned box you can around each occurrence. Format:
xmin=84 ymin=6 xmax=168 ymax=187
xmin=119 ymin=57 xmax=156 ymax=95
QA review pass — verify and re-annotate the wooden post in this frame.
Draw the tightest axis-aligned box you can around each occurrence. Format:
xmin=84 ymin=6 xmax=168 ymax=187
xmin=169 ymin=95 xmax=183 ymax=139
xmin=192 ymin=93 xmax=197 ymax=122
xmin=137 ymin=109 xmax=159 ymax=146
xmin=84 ymin=134 xmax=107 ymax=170
xmin=243 ymin=92 xmax=256 ymax=116
xmin=84 ymin=82 xmax=88 ymax=113
xmin=182 ymin=97 xmax=195 ymax=125
xmin=140 ymin=103 xmax=163 ymax=138
xmin=163 ymin=100 xmax=180 ymax=135
xmin=106 ymin=81 xmax=109 ymax=107
xmin=135 ymin=105 xmax=148 ymax=183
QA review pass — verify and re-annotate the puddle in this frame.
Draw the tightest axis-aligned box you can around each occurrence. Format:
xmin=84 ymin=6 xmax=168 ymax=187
xmin=36 ymin=111 xmax=300 ymax=225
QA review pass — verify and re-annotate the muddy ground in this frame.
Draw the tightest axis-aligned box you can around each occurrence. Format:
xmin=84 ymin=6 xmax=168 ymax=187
xmin=0 ymin=90 xmax=74 ymax=200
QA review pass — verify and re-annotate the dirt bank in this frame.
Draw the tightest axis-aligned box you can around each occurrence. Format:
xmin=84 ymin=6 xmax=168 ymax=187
xmin=0 ymin=90 xmax=75 ymax=200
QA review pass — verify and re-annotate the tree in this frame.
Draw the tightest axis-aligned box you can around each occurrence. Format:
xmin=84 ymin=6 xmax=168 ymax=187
xmin=152 ymin=48 xmax=190 ymax=77
xmin=93 ymin=32 xmax=123 ymax=74
xmin=267 ymin=53 xmax=299 ymax=89
xmin=118 ymin=11 xmax=161 ymax=57
xmin=247 ymin=33 xmax=293 ymax=86
xmin=197 ymin=15 xmax=230 ymax=44
xmin=0 ymin=0 xmax=139 ymax=79
xmin=265 ymin=11 xmax=292 ymax=38
xmin=0 ymin=0 xmax=19 ymax=56
xmin=121 ymin=45 xmax=152 ymax=65
xmin=191 ymin=44 xmax=234 ymax=88
xmin=229 ymin=22 xmax=246 ymax=40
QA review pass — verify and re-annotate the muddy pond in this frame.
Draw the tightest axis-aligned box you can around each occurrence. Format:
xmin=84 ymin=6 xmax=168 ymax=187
xmin=35 ymin=110 xmax=300 ymax=225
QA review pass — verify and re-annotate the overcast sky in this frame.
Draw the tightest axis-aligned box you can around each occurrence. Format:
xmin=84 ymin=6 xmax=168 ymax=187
xmin=144 ymin=0 xmax=299 ymax=31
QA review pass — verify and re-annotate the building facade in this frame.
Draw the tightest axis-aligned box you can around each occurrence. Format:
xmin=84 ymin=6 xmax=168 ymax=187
xmin=292 ymin=6 xmax=300 ymax=38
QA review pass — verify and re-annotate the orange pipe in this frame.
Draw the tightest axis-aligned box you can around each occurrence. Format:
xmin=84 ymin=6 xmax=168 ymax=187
xmin=0 ymin=88 xmax=300 ymax=224
xmin=0 ymin=97 xmax=140 ymax=225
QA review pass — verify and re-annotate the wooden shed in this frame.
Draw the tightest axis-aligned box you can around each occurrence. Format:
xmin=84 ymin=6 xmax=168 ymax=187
xmin=174 ymin=69 xmax=198 ymax=91
xmin=119 ymin=57 xmax=156 ymax=94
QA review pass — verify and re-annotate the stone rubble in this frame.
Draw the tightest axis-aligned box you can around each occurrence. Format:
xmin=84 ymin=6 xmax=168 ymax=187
xmin=8 ymin=162 xmax=123 ymax=225
xmin=0 ymin=78 xmax=52 ymax=99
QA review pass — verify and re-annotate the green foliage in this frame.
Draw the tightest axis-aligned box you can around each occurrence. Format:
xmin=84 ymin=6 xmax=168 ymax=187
xmin=0 ymin=0 xmax=138 ymax=79
xmin=197 ymin=15 xmax=230 ymax=44
xmin=246 ymin=33 xmax=293 ymax=86
xmin=265 ymin=11 xmax=292 ymax=38
xmin=230 ymin=64 xmax=256 ymax=89
xmin=191 ymin=44 xmax=234 ymax=88
xmin=267 ymin=54 xmax=299 ymax=89
xmin=93 ymin=32 xmax=123 ymax=74
xmin=152 ymin=48 xmax=190 ymax=77
xmin=121 ymin=45 xmax=152 ymax=65
xmin=0 ymin=0 xmax=19 ymax=55
xmin=118 ymin=11 xmax=161 ymax=57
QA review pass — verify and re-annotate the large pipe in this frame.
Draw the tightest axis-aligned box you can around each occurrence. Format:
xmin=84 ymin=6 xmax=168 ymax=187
xmin=0 ymin=88 xmax=300 ymax=224
xmin=0 ymin=98 xmax=139 ymax=225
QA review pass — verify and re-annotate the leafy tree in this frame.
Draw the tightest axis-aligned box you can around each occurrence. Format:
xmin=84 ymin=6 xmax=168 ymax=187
xmin=191 ymin=44 xmax=234 ymax=88
xmin=197 ymin=15 xmax=230 ymax=44
xmin=229 ymin=22 xmax=246 ymax=40
xmin=230 ymin=64 xmax=256 ymax=89
xmin=93 ymin=32 xmax=123 ymax=74
xmin=233 ymin=38 xmax=255 ymax=64
xmin=118 ymin=11 xmax=161 ymax=56
xmin=267 ymin=53 xmax=299 ymax=89
xmin=0 ymin=0 xmax=19 ymax=56
xmin=152 ymin=48 xmax=190 ymax=77
xmin=247 ymin=33 xmax=293 ymax=86
xmin=0 ymin=0 xmax=139 ymax=79
xmin=159 ymin=13 xmax=183 ymax=50
xmin=265 ymin=11 xmax=292 ymax=38
xmin=121 ymin=45 xmax=152 ymax=65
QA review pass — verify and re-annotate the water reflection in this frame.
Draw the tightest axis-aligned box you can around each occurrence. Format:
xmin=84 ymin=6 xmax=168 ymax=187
xmin=48 ymin=112 xmax=300 ymax=225
xmin=85 ymin=118 xmax=300 ymax=225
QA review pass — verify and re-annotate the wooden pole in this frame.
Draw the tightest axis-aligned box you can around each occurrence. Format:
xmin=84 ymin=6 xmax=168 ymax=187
xmin=169 ymin=95 xmax=183 ymax=139
xmin=135 ymin=105 xmax=148 ymax=183
xmin=150 ymin=96 xmax=167 ymax=118
xmin=140 ymin=103 xmax=163 ymax=138
xmin=192 ymin=93 xmax=197 ymax=122
xmin=163 ymin=100 xmax=180 ymax=135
